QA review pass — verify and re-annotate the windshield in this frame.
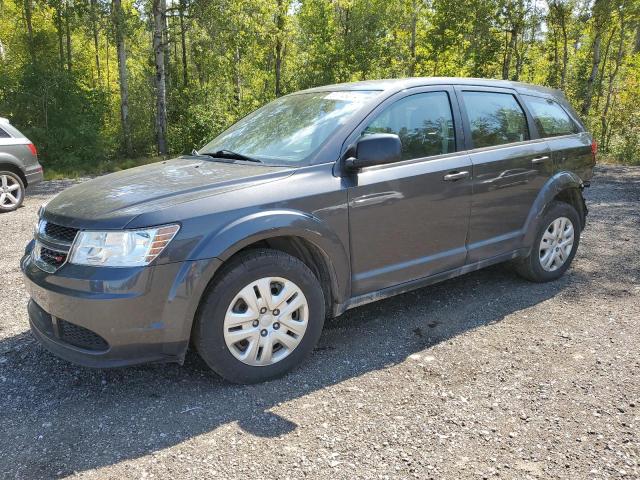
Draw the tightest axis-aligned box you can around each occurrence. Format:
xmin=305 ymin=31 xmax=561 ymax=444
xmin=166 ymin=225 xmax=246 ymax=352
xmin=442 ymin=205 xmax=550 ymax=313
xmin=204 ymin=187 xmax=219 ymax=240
xmin=199 ymin=90 xmax=380 ymax=165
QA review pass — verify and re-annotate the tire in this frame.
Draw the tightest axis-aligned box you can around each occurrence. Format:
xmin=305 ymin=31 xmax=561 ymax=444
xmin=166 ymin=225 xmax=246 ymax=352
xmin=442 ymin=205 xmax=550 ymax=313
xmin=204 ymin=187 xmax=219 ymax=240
xmin=514 ymin=201 xmax=581 ymax=282
xmin=193 ymin=249 xmax=325 ymax=384
xmin=0 ymin=170 xmax=25 ymax=213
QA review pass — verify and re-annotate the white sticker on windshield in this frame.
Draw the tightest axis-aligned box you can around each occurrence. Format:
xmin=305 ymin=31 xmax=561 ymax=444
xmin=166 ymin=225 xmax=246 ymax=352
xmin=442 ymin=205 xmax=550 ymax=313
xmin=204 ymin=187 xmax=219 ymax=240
xmin=324 ymin=91 xmax=372 ymax=102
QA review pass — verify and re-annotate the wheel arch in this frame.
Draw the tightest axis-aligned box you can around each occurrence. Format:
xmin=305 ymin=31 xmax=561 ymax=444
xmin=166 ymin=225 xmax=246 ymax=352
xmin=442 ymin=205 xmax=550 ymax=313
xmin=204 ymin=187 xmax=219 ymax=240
xmin=0 ymin=160 xmax=28 ymax=186
xmin=191 ymin=209 xmax=351 ymax=317
xmin=523 ymin=171 xmax=586 ymax=248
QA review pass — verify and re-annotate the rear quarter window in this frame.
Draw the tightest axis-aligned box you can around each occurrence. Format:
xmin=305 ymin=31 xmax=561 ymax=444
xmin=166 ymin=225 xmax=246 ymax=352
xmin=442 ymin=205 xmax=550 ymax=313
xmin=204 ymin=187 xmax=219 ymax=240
xmin=0 ymin=127 xmax=11 ymax=138
xmin=522 ymin=95 xmax=579 ymax=137
xmin=461 ymin=91 xmax=529 ymax=148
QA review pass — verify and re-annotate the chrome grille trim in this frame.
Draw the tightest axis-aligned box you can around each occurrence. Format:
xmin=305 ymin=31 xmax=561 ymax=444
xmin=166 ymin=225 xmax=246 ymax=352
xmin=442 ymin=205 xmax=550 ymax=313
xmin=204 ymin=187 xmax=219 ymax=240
xmin=32 ymin=220 xmax=78 ymax=273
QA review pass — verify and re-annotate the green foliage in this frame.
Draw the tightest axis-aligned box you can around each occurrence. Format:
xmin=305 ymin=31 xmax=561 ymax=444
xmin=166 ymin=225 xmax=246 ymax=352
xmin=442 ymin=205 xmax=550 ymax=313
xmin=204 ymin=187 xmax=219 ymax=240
xmin=0 ymin=0 xmax=639 ymax=172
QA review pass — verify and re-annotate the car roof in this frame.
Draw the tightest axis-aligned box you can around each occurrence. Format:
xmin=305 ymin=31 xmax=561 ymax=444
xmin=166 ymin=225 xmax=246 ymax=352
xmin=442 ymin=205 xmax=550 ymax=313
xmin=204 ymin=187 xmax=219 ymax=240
xmin=0 ymin=116 xmax=9 ymax=124
xmin=297 ymin=77 xmax=562 ymax=99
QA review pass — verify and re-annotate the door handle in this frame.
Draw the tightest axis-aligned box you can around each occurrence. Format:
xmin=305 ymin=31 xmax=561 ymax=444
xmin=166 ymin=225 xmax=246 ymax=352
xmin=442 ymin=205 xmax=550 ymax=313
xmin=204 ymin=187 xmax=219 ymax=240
xmin=443 ymin=171 xmax=469 ymax=181
xmin=531 ymin=155 xmax=550 ymax=164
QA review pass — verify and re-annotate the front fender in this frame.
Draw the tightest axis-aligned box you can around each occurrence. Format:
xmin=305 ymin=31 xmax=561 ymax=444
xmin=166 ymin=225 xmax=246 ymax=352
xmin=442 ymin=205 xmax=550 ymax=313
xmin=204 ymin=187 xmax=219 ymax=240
xmin=189 ymin=209 xmax=350 ymax=305
xmin=522 ymin=171 xmax=585 ymax=248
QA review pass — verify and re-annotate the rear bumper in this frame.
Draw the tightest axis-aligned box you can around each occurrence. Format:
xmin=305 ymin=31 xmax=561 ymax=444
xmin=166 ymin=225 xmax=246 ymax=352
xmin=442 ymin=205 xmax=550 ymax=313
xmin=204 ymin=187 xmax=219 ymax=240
xmin=21 ymin=252 xmax=222 ymax=368
xmin=25 ymin=164 xmax=44 ymax=186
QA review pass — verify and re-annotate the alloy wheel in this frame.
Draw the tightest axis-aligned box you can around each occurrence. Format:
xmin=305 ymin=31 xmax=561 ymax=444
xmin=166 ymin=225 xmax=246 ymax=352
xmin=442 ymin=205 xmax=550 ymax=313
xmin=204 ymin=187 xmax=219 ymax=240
xmin=223 ymin=277 xmax=309 ymax=366
xmin=539 ymin=216 xmax=574 ymax=272
xmin=0 ymin=174 xmax=22 ymax=209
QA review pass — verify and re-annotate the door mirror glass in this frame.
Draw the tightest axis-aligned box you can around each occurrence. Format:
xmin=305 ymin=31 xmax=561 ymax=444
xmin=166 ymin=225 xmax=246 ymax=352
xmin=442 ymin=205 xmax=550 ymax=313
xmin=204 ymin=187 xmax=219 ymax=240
xmin=346 ymin=133 xmax=402 ymax=170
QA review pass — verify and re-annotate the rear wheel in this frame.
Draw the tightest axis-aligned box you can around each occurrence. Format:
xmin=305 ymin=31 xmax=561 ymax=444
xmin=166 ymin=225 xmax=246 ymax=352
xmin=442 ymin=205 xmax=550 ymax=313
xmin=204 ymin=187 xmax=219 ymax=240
xmin=193 ymin=249 xmax=325 ymax=384
xmin=514 ymin=201 xmax=581 ymax=282
xmin=0 ymin=171 xmax=25 ymax=212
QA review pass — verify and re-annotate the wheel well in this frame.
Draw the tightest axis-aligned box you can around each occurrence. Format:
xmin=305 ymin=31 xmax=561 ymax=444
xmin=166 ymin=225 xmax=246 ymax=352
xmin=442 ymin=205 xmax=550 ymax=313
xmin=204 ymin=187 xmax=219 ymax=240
xmin=553 ymin=187 xmax=586 ymax=228
xmin=0 ymin=162 xmax=28 ymax=186
xmin=226 ymin=236 xmax=337 ymax=317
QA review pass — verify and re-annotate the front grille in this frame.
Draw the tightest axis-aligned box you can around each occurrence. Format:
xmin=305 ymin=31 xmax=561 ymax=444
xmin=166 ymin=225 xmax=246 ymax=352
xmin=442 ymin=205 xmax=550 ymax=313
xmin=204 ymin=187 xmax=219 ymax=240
xmin=39 ymin=246 xmax=67 ymax=268
xmin=44 ymin=222 xmax=79 ymax=243
xmin=57 ymin=319 xmax=109 ymax=351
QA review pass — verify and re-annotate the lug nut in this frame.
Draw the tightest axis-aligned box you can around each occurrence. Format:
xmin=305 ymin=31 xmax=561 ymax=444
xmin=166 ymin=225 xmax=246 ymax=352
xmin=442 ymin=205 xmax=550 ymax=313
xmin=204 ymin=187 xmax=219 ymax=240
xmin=252 ymin=320 xmax=259 ymax=327
xmin=260 ymin=307 xmax=267 ymax=314
xmin=273 ymin=322 xmax=280 ymax=330
xmin=273 ymin=309 xmax=280 ymax=316
xmin=260 ymin=329 xmax=268 ymax=337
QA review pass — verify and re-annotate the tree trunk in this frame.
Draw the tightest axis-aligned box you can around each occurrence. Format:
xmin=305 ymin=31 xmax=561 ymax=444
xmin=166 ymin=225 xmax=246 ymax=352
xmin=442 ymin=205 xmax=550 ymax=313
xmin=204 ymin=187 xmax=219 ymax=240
xmin=601 ymin=11 xmax=626 ymax=150
xmin=106 ymin=31 xmax=111 ymax=90
xmin=24 ymin=0 xmax=35 ymax=63
xmin=153 ymin=0 xmax=168 ymax=155
xmin=56 ymin=5 xmax=65 ymax=70
xmin=559 ymin=7 xmax=568 ymax=90
xmin=65 ymin=1 xmax=72 ymax=72
xmin=582 ymin=0 xmax=606 ymax=116
xmin=595 ymin=26 xmax=615 ymax=113
xmin=112 ymin=0 xmax=133 ymax=157
xmin=233 ymin=46 xmax=242 ymax=105
xmin=90 ymin=0 xmax=101 ymax=82
xmin=408 ymin=0 xmax=418 ymax=76
xmin=502 ymin=29 xmax=517 ymax=79
xmin=179 ymin=0 xmax=188 ymax=86
xmin=274 ymin=0 xmax=285 ymax=96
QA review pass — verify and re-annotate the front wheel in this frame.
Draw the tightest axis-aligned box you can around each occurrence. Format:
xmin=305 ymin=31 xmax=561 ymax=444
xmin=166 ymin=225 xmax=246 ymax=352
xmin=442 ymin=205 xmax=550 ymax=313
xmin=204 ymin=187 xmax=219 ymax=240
xmin=193 ymin=249 xmax=325 ymax=384
xmin=514 ymin=201 xmax=581 ymax=282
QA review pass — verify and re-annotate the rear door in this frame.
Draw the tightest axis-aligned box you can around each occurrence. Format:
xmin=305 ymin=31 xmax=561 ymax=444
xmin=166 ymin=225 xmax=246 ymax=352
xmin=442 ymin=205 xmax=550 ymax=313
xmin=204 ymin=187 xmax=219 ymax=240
xmin=520 ymin=94 xmax=595 ymax=182
xmin=347 ymin=86 xmax=472 ymax=296
xmin=456 ymin=86 xmax=551 ymax=262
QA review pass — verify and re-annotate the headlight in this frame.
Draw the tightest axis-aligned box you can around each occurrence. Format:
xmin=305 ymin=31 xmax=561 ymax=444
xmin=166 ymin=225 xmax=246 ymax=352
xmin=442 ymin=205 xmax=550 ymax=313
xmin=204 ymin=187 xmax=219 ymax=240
xmin=68 ymin=224 xmax=180 ymax=267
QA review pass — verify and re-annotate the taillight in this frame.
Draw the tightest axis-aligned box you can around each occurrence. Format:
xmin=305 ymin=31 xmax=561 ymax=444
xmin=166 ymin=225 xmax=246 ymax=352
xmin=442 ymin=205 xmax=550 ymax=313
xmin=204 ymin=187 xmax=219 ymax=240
xmin=590 ymin=140 xmax=598 ymax=161
xmin=27 ymin=143 xmax=38 ymax=156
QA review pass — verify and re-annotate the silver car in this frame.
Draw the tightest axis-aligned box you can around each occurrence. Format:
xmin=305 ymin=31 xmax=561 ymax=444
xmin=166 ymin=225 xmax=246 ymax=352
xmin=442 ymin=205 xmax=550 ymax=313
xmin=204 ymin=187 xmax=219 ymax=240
xmin=0 ymin=117 xmax=44 ymax=212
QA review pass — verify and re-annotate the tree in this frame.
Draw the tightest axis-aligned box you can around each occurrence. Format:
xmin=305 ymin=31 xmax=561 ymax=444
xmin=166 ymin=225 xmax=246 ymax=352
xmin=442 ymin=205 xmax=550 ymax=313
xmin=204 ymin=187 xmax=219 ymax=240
xmin=2 ymin=0 xmax=640 ymax=170
xmin=111 ymin=0 xmax=133 ymax=156
xmin=152 ymin=0 xmax=168 ymax=155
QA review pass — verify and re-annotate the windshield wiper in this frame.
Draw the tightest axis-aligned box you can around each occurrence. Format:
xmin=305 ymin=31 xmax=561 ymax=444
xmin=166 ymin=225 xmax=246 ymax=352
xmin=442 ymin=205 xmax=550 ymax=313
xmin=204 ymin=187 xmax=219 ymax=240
xmin=197 ymin=149 xmax=262 ymax=163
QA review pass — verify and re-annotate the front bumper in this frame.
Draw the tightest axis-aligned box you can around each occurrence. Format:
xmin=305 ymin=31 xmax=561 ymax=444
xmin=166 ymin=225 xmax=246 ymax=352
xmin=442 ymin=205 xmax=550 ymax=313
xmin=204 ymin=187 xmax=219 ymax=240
xmin=21 ymin=252 xmax=221 ymax=368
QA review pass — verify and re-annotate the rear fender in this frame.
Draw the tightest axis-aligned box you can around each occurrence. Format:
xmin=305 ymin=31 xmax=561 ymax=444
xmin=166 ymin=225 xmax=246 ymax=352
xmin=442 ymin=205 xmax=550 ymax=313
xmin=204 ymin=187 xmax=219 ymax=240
xmin=522 ymin=171 xmax=585 ymax=248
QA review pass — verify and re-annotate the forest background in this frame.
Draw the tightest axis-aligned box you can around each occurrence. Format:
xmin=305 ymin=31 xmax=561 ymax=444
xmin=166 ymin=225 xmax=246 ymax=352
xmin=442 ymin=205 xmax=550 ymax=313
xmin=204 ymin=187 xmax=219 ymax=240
xmin=0 ymin=0 xmax=638 ymax=177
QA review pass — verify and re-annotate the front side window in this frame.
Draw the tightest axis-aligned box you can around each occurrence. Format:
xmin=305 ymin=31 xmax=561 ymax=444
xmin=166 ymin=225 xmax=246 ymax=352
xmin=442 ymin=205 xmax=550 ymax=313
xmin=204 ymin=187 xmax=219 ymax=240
xmin=200 ymin=90 xmax=381 ymax=165
xmin=523 ymin=95 xmax=579 ymax=137
xmin=462 ymin=91 xmax=529 ymax=148
xmin=363 ymin=91 xmax=456 ymax=161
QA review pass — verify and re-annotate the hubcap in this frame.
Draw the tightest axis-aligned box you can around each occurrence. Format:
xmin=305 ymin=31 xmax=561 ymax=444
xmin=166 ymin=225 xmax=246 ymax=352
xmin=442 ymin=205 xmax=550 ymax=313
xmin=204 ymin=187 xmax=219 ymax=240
xmin=0 ymin=174 xmax=22 ymax=208
xmin=539 ymin=216 xmax=574 ymax=272
xmin=223 ymin=277 xmax=309 ymax=366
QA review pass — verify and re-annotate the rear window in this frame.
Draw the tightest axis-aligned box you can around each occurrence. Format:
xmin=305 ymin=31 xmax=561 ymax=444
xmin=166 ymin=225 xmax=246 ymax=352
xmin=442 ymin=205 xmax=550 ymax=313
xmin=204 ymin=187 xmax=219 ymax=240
xmin=0 ymin=127 xmax=11 ymax=138
xmin=523 ymin=95 xmax=579 ymax=137
xmin=461 ymin=91 xmax=529 ymax=148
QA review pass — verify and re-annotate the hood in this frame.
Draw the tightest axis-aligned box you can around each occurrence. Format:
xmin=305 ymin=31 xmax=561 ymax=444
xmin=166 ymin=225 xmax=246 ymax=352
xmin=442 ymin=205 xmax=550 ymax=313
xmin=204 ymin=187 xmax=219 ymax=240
xmin=43 ymin=157 xmax=293 ymax=229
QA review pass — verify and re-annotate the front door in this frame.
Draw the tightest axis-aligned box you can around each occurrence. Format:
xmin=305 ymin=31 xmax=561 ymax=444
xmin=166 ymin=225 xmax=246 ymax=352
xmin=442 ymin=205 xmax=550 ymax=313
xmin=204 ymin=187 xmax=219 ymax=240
xmin=347 ymin=88 xmax=472 ymax=296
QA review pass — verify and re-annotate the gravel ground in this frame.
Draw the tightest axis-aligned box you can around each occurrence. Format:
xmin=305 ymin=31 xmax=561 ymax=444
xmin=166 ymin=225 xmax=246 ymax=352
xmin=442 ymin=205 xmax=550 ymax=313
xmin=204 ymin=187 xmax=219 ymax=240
xmin=1 ymin=166 xmax=639 ymax=479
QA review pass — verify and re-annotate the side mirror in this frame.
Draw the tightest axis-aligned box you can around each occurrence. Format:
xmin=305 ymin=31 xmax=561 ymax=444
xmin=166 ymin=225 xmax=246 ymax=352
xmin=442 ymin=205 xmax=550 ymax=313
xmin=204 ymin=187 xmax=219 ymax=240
xmin=344 ymin=133 xmax=402 ymax=171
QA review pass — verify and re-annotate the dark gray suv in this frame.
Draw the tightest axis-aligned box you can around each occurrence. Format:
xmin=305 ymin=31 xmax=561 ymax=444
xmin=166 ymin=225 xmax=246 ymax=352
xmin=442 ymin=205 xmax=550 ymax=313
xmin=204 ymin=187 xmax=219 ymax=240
xmin=22 ymin=78 xmax=595 ymax=383
xmin=0 ymin=117 xmax=43 ymax=212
